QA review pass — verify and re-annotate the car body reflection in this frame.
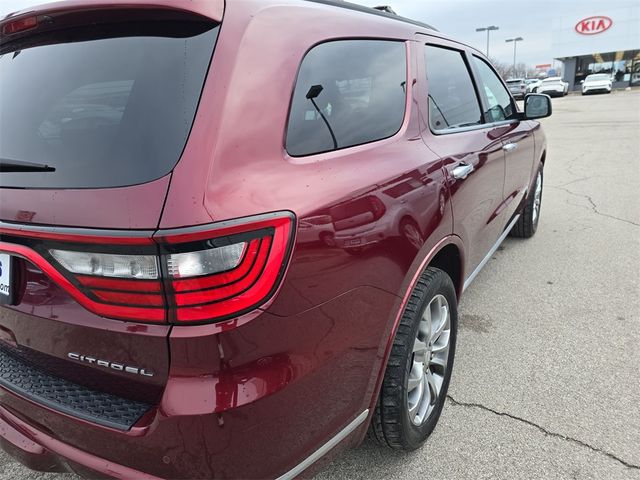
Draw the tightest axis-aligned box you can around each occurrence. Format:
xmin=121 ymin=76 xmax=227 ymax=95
xmin=299 ymin=166 xmax=447 ymax=255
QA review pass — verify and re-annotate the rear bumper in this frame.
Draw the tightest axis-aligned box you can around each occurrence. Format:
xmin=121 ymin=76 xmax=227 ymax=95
xmin=0 ymin=404 xmax=159 ymax=479
xmin=0 ymin=286 xmax=396 ymax=478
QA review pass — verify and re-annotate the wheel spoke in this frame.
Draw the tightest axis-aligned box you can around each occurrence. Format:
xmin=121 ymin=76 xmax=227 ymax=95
xmin=406 ymin=293 xmax=452 ymax=426
xmin=408 ymin=362 xmax=423 ymax=391
xmin=413 ymin=338 xmax=428 ymax=356
xmin=431 ymin=305 xmax=448 ymax=344
xmin=425 ymin=369 xmax=438 ymax=403
xmin=431 ymin=331 xmax=450 ymax=353
xmin=430 ymin=354 xmax=447 ymax=371
xmin=420 ymin=307 xmax=432 ymax=340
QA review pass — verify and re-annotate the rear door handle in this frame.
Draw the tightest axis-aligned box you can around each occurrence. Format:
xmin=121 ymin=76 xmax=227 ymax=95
xmin=451 ymin=162 xmax=474 ymax=180
xmin=503 ymin=142 xmax=518 ymax=152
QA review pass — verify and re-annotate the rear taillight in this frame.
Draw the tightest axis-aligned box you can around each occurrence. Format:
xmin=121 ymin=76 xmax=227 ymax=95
xmin=367 ymin=195 xmax=387 ymax=221
xmin=2 ymin=16 xmax=38 ymax=35
xmin=158 ymin=214 xmax=293 ymax=324
xmin=0 ymin=212 xmax=295 ymax=325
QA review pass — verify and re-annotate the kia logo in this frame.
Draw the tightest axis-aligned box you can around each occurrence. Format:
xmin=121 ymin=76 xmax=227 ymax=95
xmin=575 ymin=16 xmax=613 ymax=35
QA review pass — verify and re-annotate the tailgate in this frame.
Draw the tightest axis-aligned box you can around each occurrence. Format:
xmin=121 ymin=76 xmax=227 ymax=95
xmin=0 ymin=3 xmax=221 ymax=431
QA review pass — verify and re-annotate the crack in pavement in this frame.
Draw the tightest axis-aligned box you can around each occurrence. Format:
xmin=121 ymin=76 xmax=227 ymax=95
xmin=447 ymin=395 xmax=640 ymax=470
xmin=548 ymin=184 xmax=640 ymax=227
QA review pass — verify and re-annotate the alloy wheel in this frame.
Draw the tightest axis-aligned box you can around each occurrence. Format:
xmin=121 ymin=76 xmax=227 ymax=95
xmin=532 ymin=171 xmax=542 ymax=225
xmin=407 ymin=294 xmax=451 ymax=426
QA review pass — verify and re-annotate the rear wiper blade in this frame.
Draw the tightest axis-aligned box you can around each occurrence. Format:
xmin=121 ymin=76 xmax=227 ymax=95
xmin=0 ymin=158 xmax=56 ymax=172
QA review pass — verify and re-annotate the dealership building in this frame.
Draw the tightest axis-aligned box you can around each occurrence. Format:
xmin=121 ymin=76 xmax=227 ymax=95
xmin=552 ymin=5 xmax=640 ymax=91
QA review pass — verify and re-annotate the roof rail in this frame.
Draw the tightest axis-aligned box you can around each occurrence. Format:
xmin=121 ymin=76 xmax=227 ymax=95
xmin=373 ymin=6 xmax=397 ymax=15
xmin=304 ymin=0 xmax=438 ymax=32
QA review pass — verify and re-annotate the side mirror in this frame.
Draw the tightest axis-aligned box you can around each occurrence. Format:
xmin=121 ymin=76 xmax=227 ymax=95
xmin=580 ymin=80 xmax=585 ymax=84
xmin=523 ymin=93 xmax=552 ymax=119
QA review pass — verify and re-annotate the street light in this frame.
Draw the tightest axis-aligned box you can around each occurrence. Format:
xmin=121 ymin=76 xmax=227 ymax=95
xmin=475 ymin=25 xmax=499 ymax=57
xmin=505 ymin=37 xmax=524 ymax=78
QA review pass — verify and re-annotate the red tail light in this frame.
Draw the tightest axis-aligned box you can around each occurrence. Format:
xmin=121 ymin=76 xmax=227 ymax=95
xmin=2 ymin=16 xmax=38 ymax=35
xmin=367 ymin=195 xmax=387 ymax=221
xmin=0 ymin=212 xmax=295 ymax=325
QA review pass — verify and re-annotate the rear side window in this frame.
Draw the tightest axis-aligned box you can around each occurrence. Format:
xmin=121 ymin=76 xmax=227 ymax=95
xmin=286 ymin=40 xmax=406 ymax=157
xmin=424 ymin=45 xmax=482 ymax=132
xmin=0 ymin=22 xmax=218 ymax=188
xmin=471 ymin=56 xmax=516 ymax=123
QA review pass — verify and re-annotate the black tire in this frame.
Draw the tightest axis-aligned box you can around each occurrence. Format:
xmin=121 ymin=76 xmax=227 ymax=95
xmin=511 ymin=163 xmax=543 ymax=238
xmin=319 ymin=232 xmax=336 ymax=247
xmin=369 ymin=267 xmax=457 ymax=450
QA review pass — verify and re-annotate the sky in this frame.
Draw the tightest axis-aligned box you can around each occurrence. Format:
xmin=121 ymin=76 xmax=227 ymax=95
xmin=1 ymin=0 xmax=637 ymax=66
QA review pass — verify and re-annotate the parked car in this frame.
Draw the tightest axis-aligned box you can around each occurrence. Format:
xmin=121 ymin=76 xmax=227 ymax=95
xmin=298 ymin=215 xmax=336 ymax=246
xmin=525 ymin=78 xmax=542 ymax=93
xmin=581 ymin=73 xmax=613 ymax=95
xmin=331 ymin=172 xmax=444 ymax=253
xmin=506 ymin=78 xmax=527 ymax=99
xmin=538 ymin=76 xmax=569 ymax=97
xmin=0 ymin=1 xmax=551 ymax=478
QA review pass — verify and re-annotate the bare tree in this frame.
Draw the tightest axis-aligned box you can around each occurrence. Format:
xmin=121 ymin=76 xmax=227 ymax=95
xmin=488 ymin=58 xmax=538 ymax=80
xmin=488 ymin=57 xmax=512 ymax=79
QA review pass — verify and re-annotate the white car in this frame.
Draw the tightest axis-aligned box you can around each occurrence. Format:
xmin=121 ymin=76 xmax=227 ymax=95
xmin=525 ymin=78 xmax=542 ymax=93
xmin=581 ymin=73 xmax=612 ymax=95
xmin=538 ymin=76 xmax=569 ymax=97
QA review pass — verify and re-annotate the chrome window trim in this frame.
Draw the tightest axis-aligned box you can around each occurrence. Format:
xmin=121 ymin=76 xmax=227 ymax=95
xmin=431 ymin=118 xmax=519 ymax=136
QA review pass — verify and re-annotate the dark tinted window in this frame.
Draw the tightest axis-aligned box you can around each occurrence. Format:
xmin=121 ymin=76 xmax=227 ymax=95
xmin=0 ymin=22 xmax=218 ymax=188
xmin=471 ymin=56 xmax=516 ymax=122
xmin=286 ymin=40 xmax=406 ymax=157
xmin=424 ymin=45 xmax=482 ymax=131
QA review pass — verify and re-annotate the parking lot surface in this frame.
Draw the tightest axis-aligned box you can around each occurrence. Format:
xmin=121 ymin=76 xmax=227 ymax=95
xmin=1 ymin=90 xmax=639 ymax=479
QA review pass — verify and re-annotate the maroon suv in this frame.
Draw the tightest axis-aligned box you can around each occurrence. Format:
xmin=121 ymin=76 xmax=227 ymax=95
xmin=0 ymin=1 xmax=551 ymax=478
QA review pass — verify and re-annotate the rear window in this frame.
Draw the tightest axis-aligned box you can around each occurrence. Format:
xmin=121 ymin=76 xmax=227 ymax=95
xmin=286 ymin=40 xmax=406 ymax=157
xmin=0 ymin=21 xmax=218 ymax=188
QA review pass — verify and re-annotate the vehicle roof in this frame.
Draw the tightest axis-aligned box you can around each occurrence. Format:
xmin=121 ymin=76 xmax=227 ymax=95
xmin=1 ymin=0 xmax=224 ymax=22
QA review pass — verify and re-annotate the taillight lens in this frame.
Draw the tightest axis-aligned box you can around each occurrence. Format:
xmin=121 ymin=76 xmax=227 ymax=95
xmin=49 ymin=250 xmax=159 ymax=279
xmin=2 ymin=16 xmax=38 ymax=35
xmin=159 ymin=214 xmax=294 ymax=324
xmin=9 ymin=212 xmax=295 ymax=325
xmin=166 ymin=243 xmax=246 ymax=278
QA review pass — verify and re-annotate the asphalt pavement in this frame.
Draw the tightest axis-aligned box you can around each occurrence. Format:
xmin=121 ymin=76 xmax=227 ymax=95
xmin=1 ymin=90 xmax=639 ymax=479
xmin=316 ymin=90 xmax=640 ymax=479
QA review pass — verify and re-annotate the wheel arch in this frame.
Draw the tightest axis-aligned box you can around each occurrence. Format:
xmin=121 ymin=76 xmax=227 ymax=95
xmin=361 ymin=236 xmax=465 ymax=438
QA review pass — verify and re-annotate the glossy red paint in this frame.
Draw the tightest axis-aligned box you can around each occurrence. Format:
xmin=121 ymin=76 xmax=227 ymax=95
xmin=0 ymin=1 xmax=547 ymax=478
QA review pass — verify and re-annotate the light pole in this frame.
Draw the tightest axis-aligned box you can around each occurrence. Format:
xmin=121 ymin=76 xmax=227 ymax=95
xmin=505 ymin=37 xmax=524 ymax=77
xmin=475 ymin=26 xmax=499 ymax=57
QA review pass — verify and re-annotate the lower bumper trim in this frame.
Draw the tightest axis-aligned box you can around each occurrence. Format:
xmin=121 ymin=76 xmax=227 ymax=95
xmin=276 ymin=409 xmax=369 ymax=480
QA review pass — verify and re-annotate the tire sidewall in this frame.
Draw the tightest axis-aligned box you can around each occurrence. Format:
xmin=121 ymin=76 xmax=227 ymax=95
xmin=399 ymin=271 xmax=458 ymax=449
xmin=530 ymin=164 xmax=544 ymax=233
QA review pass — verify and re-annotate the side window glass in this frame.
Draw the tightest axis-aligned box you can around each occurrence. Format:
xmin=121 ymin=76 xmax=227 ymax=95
xmin=424 ymin=45 xmax=482 ymax=131
xmin=471 ymin=56 xmax=516 ymax=122
xmin=286 ymin=40 xmax=406 ymax=157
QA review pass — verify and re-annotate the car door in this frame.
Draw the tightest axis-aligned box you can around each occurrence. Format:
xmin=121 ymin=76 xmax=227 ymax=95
xmin=419 ymin=39 xmax=507 ymax=276
xmin=470 ymin=55 xmax=536 ymax=222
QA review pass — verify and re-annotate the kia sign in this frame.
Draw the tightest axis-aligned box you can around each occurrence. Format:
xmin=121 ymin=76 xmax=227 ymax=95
xmin=575 ymin=16 xmax=613 ymax=35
